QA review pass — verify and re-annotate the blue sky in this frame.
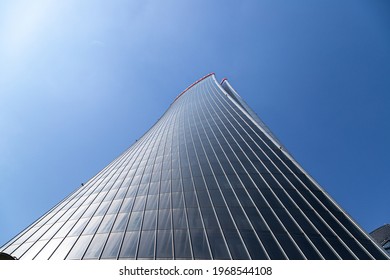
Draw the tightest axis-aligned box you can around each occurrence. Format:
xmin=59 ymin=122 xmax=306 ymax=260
xmin=0 ymin=0 xmax=389 ymax=246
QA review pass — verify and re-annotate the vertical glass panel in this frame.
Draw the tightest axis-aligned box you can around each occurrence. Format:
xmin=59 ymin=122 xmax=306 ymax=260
xmin=11 ymin=242 xmax=33 ymax=259
xmin=146 ymin=195 xmax=158 ymax=210
xmin=187 ymin=208 xmax=203 ymax=229
xmin=156 ymin=230 xmax=173 ymax=259
xmin=258 ymin=231 xmax=286 ymax=259
xmin=159 ymin=193 xmax=171 ymax=209
xmin=201 ymin=207 xmax=219 ymax=229
xmin=142 ymin=211 xmax=157 ymax=231
xmin=206 ymin=228 xmax=230 ymax=259
xmin=34 ymin=238 xmax=62 ymax=260
xmin=84 ymin=234 xmax=109 ymax=259
xmin=197 ymin=191 xmax=212 ymax=208
xmin=54 ymin=220 xmax=76 ymax=238
xmin=83 ymin=216 xmax=103 ymax=235
xmin=224 ymin=230 xmax=250 ymax=260
xmin=107 ymin=200 xmax=122 ymax=214
xmin=49 ymin=237 xmax=78 ymax=260
xmin=97 ymin=214 xmax=116 ymax=233
xmin=101 ymin=232 xmax=123 ymax=259
xmin=19 ymin=240 xmax=48 ymax=259
xmin=184 ymin=191 xmax=197 ymax=207
xmin=119 ymin=231 xmax=139 ymax=259
xmin=190 ymin=229 xmax=211 ymax=259
xmin=275 ymin=233 xmax=304 ymax=259
xmin=160 ymin=181 xmax=171 ymax=193
xmin=112 ymin=213 xmax=129 ymax=232
xmin=68 ymin=218 xmax=89 ymax=237
xmin=171 ymin=192 xmax=184 ymax=209
xmin=132 ymin=196 xmax=146 ymax=211
xmin=172 ymin=209 xmax=187 ymax=229
xmin=215 ymin=207 xmax=235 ymax=230
xmin=95 ymin=201 xmax=110 ymax=216
xmin=39 ymin=222 xmax=63 ymax=240
xmin=119 ymin=197 xmax=134 ymax=213
xmin=82 ymin=203 xmax=100 ymax=218
xmin=137 ymin=230 xmax=155 ymax=259
xmin=126 ymin=212 xmax=143 ymax=231
xmin=66 ymin=235 xmax=94 ymax=260
xmin=158 ymin=209 xmax=172 ymax=230
xmin=174 ymin=230 xmax=192 ymax=259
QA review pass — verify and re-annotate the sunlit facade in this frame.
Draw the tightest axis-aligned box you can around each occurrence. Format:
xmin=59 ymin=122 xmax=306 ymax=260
xmin=1 ymin=73 xmax=388 ymax=259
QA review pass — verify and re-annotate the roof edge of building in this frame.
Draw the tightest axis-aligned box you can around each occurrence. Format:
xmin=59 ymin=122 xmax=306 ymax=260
xmin=172 ymin=72 xmax=215 ymax=103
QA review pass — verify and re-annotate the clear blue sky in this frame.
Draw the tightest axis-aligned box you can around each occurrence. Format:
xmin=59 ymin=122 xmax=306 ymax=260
xmin=1 ymin=0 xmax=389 ymax=246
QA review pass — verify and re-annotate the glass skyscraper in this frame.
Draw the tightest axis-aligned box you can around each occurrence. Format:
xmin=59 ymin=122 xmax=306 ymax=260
xmin=1 ymin=73 xmax=387 ymax=260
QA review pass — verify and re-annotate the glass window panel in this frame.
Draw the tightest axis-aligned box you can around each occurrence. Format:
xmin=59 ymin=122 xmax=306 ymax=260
xmin=127 ymin=212 xmax=143 ymax=232
xmin=11 ymin=242 xmax=33 ymax=259
xmin=112 ymin=213 xmax=129 ymax=232
xmin=68 ymin=218 xmax=89 ymax=237
xmin=20 ymin=240 xmax=48 ymax=260
xmin=184 ymin=191 xmax=197 ymax=208
xmin=83 ymin=216 xmax=103 ymax=235
xmin=275 ymin=233 xmax=305 ymax=259
xmin=231 ymin=207 xmax=252 ymax=230
xmin=158 ymin=209 xmax=172 ymax=230
xmin=145 ymin=195 xmax=158 ymax=210
xmin=54 ymin=220 xmax=76 ymax=238
xmin=114 ymin=188 xmax=127 ymax=200
xmin=174 ymin=230 xmax=192 ymax=259
xmin=101 ymin=232 xmax=123 ymax=259
xmin=190 ymin=229 xmax=211 ymax=259
xmin=209 ymin=189 xmax=226 ymax=207
xmin=84 ymin=233 xmax=109 ymax=259
xmin=171 ymin=180 xmax=182 ymax=192
xmin=172 ymin=209 xmax=187 ymax=229
xmin=187 ymin=208 xmax=203 ymax=229
xmin=201 ymin=207 xmax=219 ymax=229
xmin=156 ymin=230 xmax=173 ymax=259
xmin=119 ymin=231 xmax=139 ymax=259
xmin=137 ymin=183 xmax=149 ymax=195
xmin=119 ymin=197 xmax=134 ymax=213
xmin=292 ymin=234 xmax=322 ymax=260
xmin=325 ymin=236 xmax=355 ymax=259
xmin=171 ymin=192 xmax=184 ymax=209
xmin=95 ymin=201 xmax=110 ymax=216
xmin=224 ymin=230 xmax=250 ymax=260
xmin=107 ymin=200 xmax=122 ymax=214
xmin=34 ymin=238 xmax=62 ymax=260
xmin=49 ymin=237 xmax=78 ymax=260
xmin=308 ymin=236 xmax=339 ymax=259
xmin=97 ymin=214 xmax=116 ymax=233
xmin=82 ymin=203 xmax=99 ymax=218
xmin=215 ymin=207 xmax=235 ymax=230
xmin=103 ymin=190 xmax=117 ymax=201
xmin=206 ymin=228 xmax=230 ymax=259
xmin=137 ymin=230 xmax=155 ymax=259
xmin=142 ymin=211 xmax=157 ymax=231
xmin=132 ymin=196 xmax=146 ymax=211
xmin=258 ymin=231 xmax=286 ymax=259
xmin=159 ymin=193 xmax=171 ymax=209
xmin=125 ymin=185 xmax=138 ymax=197
xmin=66 ymin=235 xmax=94 ymax=260
xmin=70 ymin=205 xmax=88 ymax=220
xmin=40 ymin=222 xmax=63 ymax=240
xmin=160 ymin=181 xmax=171 ymax=193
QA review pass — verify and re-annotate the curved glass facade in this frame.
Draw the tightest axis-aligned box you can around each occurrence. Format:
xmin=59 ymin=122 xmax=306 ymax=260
xmin=1 ymin=74 xmax=388 ymax=260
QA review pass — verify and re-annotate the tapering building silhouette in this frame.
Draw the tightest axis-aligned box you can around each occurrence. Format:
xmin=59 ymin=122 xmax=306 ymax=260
xmin=1 ymin=73 xmax=387 ymax=260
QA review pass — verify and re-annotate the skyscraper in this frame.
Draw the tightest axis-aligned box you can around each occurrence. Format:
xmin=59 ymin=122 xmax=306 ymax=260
xmin=1 ymin=73 xmax=387 ymax=260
